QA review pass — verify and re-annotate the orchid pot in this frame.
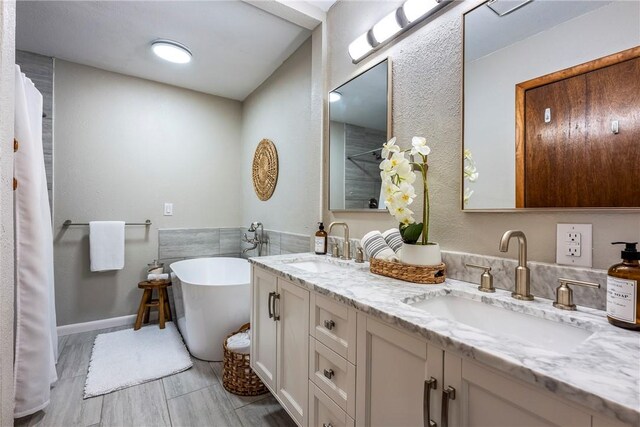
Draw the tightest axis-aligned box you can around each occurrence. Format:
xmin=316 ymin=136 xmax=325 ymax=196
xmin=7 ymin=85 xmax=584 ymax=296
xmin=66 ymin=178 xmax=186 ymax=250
xmin=399 ymin=242 xmax=441 ymax=266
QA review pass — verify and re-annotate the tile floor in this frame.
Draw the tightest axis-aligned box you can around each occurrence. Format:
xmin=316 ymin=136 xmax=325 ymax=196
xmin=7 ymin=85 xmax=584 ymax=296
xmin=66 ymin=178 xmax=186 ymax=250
xmin=15 ymin=326 xmax=296 ymax=427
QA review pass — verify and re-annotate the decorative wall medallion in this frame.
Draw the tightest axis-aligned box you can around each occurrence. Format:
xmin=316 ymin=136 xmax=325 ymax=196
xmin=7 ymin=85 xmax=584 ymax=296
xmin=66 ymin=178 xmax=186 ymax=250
xmin=252 ymin=139 xmax=279 ymax=201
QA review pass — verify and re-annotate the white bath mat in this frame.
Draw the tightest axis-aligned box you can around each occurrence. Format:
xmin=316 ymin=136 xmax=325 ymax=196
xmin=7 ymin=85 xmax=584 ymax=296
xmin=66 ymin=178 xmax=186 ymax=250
xmin=84 ymin=322 xmax=192 ymax=398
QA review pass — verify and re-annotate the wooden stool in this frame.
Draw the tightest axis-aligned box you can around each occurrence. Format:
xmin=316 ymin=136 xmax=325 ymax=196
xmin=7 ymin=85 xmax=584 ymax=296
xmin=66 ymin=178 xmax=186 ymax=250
xmin=135 ymin=280 xmax=172 ymax=330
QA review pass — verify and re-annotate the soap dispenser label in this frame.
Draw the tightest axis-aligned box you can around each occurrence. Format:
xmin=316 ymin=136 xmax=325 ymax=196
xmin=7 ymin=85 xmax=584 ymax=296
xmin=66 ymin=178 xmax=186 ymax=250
xmin=606 ymin=276 xmax=637 ymax=323
xmin=315 ymin=237 xmax=325 ymax=253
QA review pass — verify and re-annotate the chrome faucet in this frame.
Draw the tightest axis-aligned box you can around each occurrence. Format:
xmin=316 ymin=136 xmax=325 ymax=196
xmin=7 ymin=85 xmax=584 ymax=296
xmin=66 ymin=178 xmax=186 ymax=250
xmin=328 ymin=222 xmax=351 ymax=260
xmin=499 ymin=230 xmax=533 ymax=301
xmin=242 ymin=222 xmax=264 ymax=256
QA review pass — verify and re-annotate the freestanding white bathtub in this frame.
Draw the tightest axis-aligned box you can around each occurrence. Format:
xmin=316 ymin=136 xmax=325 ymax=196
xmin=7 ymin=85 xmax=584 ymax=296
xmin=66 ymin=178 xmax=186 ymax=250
xmin=170 ymin=257 xmax=250 ymax=361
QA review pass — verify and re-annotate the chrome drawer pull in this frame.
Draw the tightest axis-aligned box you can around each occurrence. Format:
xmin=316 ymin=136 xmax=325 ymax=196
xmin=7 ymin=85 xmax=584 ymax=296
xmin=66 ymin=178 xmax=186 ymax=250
xmin=424 ymin=377 xmax=437 ymax=427
xmin=267 ymin=292 xmax=275 ymax=319
xmin=324 ymin=319 xmax=335 ymax=330
xmin=323 ymin=368 xmax=335 ymax=379
xmin=323 ymin=423 xmax=333 ymax=427
xmin=441 ymin=386 xmax=456 ymax=427
xmin=273 ymin=293 xmax=280 ymax=321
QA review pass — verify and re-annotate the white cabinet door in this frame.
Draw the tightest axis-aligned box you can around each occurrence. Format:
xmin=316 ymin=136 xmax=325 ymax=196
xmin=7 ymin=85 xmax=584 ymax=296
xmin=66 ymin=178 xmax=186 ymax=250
xmin=449 ymin=355 xmax=591 ymax=427
xmin=356 ymin=314 xmax=429 ymax=427
xmin=276 ymin=278 xmax=310 ymax=427
xmin=250 ymin=267 xmax=278 ymax=392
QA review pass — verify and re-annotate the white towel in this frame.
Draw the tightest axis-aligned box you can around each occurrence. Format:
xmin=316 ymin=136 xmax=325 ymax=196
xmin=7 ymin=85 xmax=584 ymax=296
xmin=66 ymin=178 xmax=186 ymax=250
xmin=226 ymin=331 xmax=251 ymax=354
xmin=147 ymin=273 xmax=169 ymax=281
xmin=382 ymin=228 xmax=403 ymax=253
xmin=90 ymin=221 xmax=125 ymax=272
xmin=361 ymin=230 xmax=399 ymax=262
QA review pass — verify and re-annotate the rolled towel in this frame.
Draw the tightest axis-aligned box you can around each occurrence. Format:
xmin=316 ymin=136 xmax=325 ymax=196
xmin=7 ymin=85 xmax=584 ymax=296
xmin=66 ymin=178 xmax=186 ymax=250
xmin=147 ymin=273 xmax=169 ymax=281
xmin=361 ymin=230 xmax=399 ymax=261
xmin=382 ymin=228 xmax=403 ymax=253
xmin=226 ymin=331 xmax=251 ymax=354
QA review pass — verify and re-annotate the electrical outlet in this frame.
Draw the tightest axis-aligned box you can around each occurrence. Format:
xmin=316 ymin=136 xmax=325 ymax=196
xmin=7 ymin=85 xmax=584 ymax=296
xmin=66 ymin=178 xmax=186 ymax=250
xmin=556 ymin=224 xmax=592 ymax=267
xmin=565 ymin=232 xmax=582 ymax=257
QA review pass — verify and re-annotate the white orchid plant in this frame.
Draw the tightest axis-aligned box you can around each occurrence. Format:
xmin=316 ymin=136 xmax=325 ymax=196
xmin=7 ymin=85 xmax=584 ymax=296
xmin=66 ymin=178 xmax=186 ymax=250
xmin=463 ymin=149 xmax=479 ymax=205
xmin=379 ymin=136 xmax=433 ymax=245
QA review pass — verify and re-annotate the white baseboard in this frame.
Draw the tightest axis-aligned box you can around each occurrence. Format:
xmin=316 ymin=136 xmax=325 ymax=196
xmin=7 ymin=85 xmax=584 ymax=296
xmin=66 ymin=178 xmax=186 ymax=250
xmin=57 ymin=314 xmax=137 ymax=336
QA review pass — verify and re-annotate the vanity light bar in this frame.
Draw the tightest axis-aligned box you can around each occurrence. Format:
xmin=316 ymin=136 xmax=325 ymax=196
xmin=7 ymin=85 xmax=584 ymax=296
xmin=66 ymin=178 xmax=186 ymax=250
xmin=348 ymin=0 xmax=452 ymax=63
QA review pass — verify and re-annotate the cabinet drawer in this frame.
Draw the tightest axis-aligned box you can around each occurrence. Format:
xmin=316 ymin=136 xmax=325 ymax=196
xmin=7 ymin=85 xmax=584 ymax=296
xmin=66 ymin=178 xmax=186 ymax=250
xmin=309 ymin=381 xmax=355 ymax=427
xmin=310 ymin=293 xmax=357 ymax=363
xmin=309 ymin=338 xmax=356 ymax=418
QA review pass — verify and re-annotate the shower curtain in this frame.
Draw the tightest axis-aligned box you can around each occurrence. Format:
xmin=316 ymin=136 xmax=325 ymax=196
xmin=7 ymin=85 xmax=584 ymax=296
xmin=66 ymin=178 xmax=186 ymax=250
xmin=13 ymin=65 xmax=58 ymax=418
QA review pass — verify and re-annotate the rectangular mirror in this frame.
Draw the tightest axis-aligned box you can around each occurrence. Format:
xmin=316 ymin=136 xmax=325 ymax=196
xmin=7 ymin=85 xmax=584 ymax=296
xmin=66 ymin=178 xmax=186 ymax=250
xmin=329 ymin=58 xmax=391 ymax=211
xmin=463 ymin=0 xmax=640 ymax=210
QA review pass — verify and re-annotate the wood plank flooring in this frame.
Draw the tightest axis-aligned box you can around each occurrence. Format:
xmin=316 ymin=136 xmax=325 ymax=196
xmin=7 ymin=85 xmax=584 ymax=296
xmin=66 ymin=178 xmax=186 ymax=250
xmin=15 ymin=326 xmax=295 ymax=427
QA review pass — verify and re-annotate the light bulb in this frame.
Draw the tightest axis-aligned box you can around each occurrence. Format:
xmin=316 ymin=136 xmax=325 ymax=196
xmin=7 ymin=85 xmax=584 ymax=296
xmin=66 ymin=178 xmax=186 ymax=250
xmin=372 ymin=11 xmax=403 ymax=44
xmin=329 ymin=92 xmax=342 ymax=103
xmin=348 ymin=32 xmax=373 ymax=62
xmin=402 ymin=0 xmax=440 ymax=23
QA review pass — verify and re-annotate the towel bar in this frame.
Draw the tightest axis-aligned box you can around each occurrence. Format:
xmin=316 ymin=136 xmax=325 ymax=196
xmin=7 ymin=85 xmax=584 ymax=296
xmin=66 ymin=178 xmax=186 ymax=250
xmin=63 ymin=219 xmax=152 ymax=227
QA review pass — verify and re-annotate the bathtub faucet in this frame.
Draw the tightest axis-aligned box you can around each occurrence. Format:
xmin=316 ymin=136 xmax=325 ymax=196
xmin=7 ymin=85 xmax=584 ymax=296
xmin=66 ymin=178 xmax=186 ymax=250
xmin=242 ymin=222 xmax=264 ymax=256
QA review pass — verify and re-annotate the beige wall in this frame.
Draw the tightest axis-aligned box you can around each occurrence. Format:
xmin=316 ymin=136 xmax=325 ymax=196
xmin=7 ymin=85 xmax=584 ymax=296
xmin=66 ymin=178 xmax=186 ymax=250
xmin=0 ymin=1 xmax=15 ymax=422
xmin=323 ymin=0 xmax=640 ymax=269
xmin=53 ymin=61 xmax=243 ymax=325
xmin=241 ymin=38 xmax=320 ymax=235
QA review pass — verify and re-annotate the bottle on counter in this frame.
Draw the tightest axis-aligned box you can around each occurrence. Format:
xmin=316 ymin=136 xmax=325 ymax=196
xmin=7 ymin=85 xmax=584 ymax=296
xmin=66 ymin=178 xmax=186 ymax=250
xmin=315 ymin=222 xmax=328 ymax=255
xmin=606 ymin=242 xmax=640 ymax=330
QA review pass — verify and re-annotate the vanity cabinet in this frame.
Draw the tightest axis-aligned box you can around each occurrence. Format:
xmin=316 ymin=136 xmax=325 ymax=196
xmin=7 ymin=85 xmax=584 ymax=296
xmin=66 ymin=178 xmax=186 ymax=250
xmin=250 ymin=267 xmax=309 ymax=426
xmin=355 ymin=314 xmax=431 ymax=427
xmin=442 ymin=353 xmax=591 ymax=427
xmin=357 ymin=315 xmax=595 ymax=427
xmin=251 ymin=267 xmax=278 ymax=390
xmin=252 ymin=265 xmax=635 ymax=427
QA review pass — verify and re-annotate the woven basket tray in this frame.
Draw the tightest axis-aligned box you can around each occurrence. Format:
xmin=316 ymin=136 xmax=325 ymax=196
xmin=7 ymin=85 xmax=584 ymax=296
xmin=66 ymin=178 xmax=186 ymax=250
xmin=370 ymin=258 xmax=446 ymax=284
xmin=222 ymin=323 xmax=269 ymax=397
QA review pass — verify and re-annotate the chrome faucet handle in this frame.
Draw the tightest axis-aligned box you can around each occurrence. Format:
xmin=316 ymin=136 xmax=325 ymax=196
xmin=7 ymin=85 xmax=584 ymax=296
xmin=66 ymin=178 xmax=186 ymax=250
xmin=355 ymin=247 xmax=365 ymax=263
xmin=553 ymin=278 xmax=600 ymax=311
xmin=342 ymin=240 xmax=352 ymax=261
xmin=331 ymin=243 xmax=340 ymax=258
xmin=465 ymin=263 xmax=495 ymax=293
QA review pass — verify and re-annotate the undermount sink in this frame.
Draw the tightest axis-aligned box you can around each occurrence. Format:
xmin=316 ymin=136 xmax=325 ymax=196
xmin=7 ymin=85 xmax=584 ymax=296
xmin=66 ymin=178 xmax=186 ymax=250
xmin=411 ymin=295 xmax=593 ymax=355
xmin=288 ymin=260 xmax=345 ymax=274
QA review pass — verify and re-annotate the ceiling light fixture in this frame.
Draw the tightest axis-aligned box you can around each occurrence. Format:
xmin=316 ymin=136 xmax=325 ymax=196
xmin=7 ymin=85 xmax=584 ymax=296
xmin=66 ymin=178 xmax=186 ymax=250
xmin=348 ymin=0 xmax=452 ymax=63
xmin=151 ymin=39 xmax=192 ymax=64
xmin=329 ymin=91 xmax=342 ymax=103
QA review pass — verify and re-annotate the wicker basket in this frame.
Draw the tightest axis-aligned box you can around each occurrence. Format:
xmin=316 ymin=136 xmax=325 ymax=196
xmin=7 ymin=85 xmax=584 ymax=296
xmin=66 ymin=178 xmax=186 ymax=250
xmin=222 ymin=323 xmax=269 ymax=396
xmin=370 ymin=258 xmax=446 ymax=284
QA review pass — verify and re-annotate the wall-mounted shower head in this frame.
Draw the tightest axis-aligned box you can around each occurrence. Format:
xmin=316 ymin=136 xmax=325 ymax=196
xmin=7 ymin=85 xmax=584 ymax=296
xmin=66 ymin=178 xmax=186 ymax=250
xmin=248 ymin=222 xmax=262 ymax=232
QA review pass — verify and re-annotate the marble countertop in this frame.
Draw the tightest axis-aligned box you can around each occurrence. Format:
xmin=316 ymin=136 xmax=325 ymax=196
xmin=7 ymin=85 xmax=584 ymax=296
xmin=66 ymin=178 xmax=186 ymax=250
xmin=249 ymin=253 xmax=640 ymax=425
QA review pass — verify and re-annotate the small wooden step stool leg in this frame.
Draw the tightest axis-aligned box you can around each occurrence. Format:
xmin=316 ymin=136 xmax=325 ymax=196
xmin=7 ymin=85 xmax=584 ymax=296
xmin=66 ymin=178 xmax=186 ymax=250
xmin=158 ymin=287 xmax=166 ymax=329
xmin=135 ymin=289 xmax=152 ymax=331
xmin=163 ymin=288 xmax=172 ymax=321
xmin=143 ymin=289 xmax=152 ymax=325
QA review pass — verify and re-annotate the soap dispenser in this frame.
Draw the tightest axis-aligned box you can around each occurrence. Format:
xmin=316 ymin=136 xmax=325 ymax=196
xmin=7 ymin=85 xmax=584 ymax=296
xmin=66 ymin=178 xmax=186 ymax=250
xmin=606 ymin=242 xmax=640 ymax=330
xmin=315 ymin=222 xmax=328 ymax=255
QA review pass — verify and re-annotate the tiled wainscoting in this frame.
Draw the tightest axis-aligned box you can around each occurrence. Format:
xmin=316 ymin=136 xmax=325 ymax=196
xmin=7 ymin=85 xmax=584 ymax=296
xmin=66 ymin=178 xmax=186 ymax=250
xmin=158 ymin=227 xmax=312 ymax=264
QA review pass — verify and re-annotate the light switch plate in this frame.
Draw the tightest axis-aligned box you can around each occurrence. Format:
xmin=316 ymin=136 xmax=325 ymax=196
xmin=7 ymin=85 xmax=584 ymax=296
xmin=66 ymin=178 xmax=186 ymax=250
xmin=164 ymin=202 xmax=173 ymax=216
xmin=556 ymin=224 xmax=592 ymax=267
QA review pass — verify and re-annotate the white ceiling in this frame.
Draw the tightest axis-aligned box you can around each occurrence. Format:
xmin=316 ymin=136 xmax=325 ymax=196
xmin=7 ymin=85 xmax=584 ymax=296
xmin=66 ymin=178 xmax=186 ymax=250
xmin=465 ymin=0 xmax=612 ymax=62
xmin=16 ymin=1 xmax=312 ymax=101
